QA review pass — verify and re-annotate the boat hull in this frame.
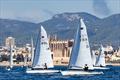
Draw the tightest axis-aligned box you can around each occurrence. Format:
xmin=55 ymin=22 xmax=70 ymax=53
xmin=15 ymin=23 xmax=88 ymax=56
xmin=70 ymin=66 xmax=94 ymax=70
xmin=26 ymin=69 xmax=59 ymax=74
xmin=94 ymin=67 xmax=109 ymax=70
xmin=60 ymin=70 xmax=103 ymax=76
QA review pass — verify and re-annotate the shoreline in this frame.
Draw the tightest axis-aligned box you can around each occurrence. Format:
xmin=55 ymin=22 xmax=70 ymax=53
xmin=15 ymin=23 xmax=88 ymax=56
xmin=0 ymin=62 xmax=120 ymax=67
xmin=0 ymin=62 xmax=31 ymax=67
xmin=106 ymin=63 xmax=120 ymax=66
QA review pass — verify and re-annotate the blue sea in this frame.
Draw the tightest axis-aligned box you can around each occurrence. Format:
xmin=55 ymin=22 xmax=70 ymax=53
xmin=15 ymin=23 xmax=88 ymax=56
xmin=0 ymin=65 xmax=120 ymax=80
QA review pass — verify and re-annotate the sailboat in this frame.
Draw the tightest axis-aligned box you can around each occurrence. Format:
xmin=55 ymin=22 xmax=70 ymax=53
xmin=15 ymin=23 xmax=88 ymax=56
xmin=30 ymin=37 xmax=34 ymax=66
xmin=94 ymin=45 xmax=109 ymax=69
xmin=60 ymin=19 xmax=103 ymax=76
xmin=6 ymin=43 xmax=13 ymax=71
xmin=26 ymin=26 xmax=59 ymax=73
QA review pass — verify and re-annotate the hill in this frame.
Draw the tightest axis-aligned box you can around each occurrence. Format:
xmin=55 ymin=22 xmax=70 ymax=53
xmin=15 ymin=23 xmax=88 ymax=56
xmin=0 ymin=12 xmax=120 ymax=46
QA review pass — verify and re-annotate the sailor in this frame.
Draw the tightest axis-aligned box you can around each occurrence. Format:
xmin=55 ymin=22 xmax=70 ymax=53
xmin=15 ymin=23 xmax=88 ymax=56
xmin=100 ymin=64 xmax=103 ymax=67
xmin=84 ymin=64 xmax=88 ymax=71
xmin=44 ymin=63 xmax=48 ymax=69
xmin=31 ymin=68 xmax=34 ymax=70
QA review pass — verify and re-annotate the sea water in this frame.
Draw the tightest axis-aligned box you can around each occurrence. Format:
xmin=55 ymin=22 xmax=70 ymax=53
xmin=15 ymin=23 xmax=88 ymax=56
xmin=0 ymin=65 xmax=119 ymax=80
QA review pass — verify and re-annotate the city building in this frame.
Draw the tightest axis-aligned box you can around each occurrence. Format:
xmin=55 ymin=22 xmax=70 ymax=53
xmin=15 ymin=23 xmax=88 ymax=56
xmin=49 ymin=39 xmax=73 ymax=65
xmin=5 ymin=37 xmax=15 ymax=48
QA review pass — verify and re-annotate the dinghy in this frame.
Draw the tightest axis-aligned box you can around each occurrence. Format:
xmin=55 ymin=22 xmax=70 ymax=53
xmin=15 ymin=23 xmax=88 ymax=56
xmin=26 ymin=26 xmax=59 ymax=74
xmin=94 ymin=45 xmax=109 ymax=70
xmin=60 ymin=19 xmax=103 ymax=76
xmin=94 ymin=66 xmax=109 ymax=70
xmin=27 ymin=68 xmax=59 ymax=74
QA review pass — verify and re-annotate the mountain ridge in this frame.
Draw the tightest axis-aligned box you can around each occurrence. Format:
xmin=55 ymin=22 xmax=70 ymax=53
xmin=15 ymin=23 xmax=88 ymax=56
xmin=0 ymin=12 xmax=120 ymax=46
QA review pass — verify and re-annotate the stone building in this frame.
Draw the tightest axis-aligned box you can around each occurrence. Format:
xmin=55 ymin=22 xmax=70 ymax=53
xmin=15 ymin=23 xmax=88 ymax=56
xmin=49 ymin=39 xmax=73 ymax=65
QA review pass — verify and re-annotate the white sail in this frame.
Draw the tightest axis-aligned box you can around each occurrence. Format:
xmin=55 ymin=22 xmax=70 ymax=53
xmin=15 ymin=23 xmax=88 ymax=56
xmin=32 ymin=26 xmax=54 ymax=69
xmin=68 ymin=21 xmax=81 ymax=68
xmin=92 ymin=50 xmax=97 ymax=66
xmin=69 ymin=19 xmax=93 ymax=70
xmin=9 ymin=43 xmax=13 ymax=68
xmin=31 ymin=37 xmax=34 ymax=64
xmin=95 ymin=45 xmax=106 ymax=67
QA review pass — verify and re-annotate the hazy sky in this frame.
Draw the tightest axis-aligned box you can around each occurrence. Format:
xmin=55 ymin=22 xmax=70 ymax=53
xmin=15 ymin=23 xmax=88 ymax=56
xmin=0 ymin=0 xmax=120 ymax=22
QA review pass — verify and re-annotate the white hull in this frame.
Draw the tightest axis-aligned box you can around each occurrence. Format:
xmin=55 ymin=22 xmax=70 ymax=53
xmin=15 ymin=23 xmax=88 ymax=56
xmin=70 ymin=66 xmax=94 ymax=70
xmin=94 ymin=67 xmax=109 ymax=70
xmin=60 ymin=70 xmax=103 ymax=76
xmin=26 ymin=69 xmax=59 ymax=74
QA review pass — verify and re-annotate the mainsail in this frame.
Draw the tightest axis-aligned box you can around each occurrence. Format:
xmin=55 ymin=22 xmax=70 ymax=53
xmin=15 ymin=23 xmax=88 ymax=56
xmin=9 ymin=43 xmax=13 ymax=68
xmin=68 ymin=20 xmax=81 ymax=68
xmin=31 ymin=37 xmax=34 ymax=64
xmin=95 ymin=45 xmax=106 ymax=67
xmin=69 ymin=19 xmax=93 ymax=70
xmin=32 ymin=26 xmax=54 ymax=69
